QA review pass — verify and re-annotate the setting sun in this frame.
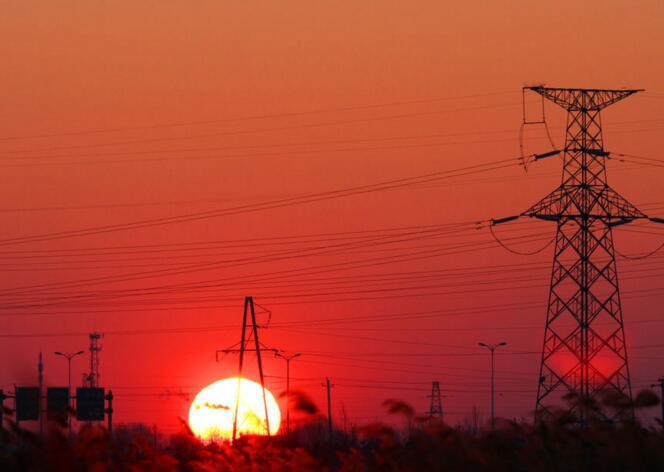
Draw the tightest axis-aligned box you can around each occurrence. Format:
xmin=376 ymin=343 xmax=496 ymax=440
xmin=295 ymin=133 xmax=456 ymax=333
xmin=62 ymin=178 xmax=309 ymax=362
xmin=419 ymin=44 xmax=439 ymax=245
xmin=188 ymin=377 xmax=281 ymax=442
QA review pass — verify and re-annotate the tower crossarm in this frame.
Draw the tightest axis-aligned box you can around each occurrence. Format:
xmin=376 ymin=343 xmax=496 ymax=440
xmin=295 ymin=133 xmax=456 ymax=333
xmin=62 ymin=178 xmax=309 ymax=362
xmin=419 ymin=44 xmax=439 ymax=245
xmin=521 ymin=185 xmax=647 ymax=223
xmin=525 ymin=87 xmax=642 ymax=111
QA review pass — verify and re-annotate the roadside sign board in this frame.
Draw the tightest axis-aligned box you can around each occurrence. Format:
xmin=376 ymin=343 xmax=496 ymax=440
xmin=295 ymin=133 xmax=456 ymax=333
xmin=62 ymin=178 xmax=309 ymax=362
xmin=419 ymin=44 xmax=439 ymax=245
xmin=76 ymin=387 xmax=105 ymax=421
xmin=47 ymin=387 xmax=69 ymax=422
xmin=16 ymin=387 xmax=40 ymax=421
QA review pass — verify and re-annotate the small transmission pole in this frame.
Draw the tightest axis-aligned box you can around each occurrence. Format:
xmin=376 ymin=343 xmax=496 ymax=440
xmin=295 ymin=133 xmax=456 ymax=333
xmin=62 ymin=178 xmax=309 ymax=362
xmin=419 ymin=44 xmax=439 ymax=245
xmin=427 ymin=381 xmax=443 ymax=421
xmin=217 ymin=296 xmax=274 ymax=442
xmin=651 ymin=377 xmax=664 ymax=426
xmin=38 ymin=352 xmax=44 ymax=434
xmin=323 ymin=377 xmax=334 ymax=440
xmin=84 ymin=332 xmax=103 ymax=387
xmin=493 ymin=86 xmax=663 ymax=424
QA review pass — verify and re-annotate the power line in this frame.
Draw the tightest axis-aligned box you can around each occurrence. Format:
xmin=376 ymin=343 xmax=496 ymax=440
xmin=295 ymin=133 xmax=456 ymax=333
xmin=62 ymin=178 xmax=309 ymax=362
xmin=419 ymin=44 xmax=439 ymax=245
xmin=2 ymin=116 xmax=661 ymax=166
xmin=0 ymin=263 xmax=660 ymax=315
xmin=0 ymin=232 xmax=552 ymax=307
xmin=0 ymin=219 xmax=518 ymax=297
xmin=0 ymin=157 xmax=515 ymax=247
xmin=0 ymin=101 xmax=522 ymax=155
xmin=3 ymin=127 xmax=664 ymax=168
xmin=0 ymin=127 xmax=524 ymax=163
xmin=0 ymin=91 xmax=517 ymax=142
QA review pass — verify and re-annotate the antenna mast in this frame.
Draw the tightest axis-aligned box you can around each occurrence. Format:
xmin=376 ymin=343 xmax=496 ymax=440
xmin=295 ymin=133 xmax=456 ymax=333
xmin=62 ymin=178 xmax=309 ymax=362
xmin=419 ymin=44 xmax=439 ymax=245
xmin=84 ymin=332 xmax=103 ymax=387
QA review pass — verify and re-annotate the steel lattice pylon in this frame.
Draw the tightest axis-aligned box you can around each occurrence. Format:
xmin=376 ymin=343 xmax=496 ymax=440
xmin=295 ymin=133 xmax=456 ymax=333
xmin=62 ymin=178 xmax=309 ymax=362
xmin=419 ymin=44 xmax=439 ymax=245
xmin=428 ymin=381 xmax=443 ymax=420
xmin=85 ymin=331 xmax=103 ymax=387
xmin=521 ymin=87 xmax=645 ymax=424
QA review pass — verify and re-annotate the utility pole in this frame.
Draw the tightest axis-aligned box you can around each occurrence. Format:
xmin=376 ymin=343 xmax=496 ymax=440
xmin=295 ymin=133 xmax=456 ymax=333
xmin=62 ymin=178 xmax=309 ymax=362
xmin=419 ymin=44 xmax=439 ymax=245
xmin=55 ymin=350 xmax=85 ymax=434
xmin=493 ymin=86 xmax=664 ymax=424
xmin=427 ymin=381 xmax=443 ymax=421
xmin=38 ymin=352 xmax=44 ymax=434
xmin=274 ymin=351 xmax=301 ymax=436
xmin=217 ymin=296 xmax=275 ymax=443
xmin=323 ymin=377 xmax=334 ymax=440
xmin=106 ymin=390 xmax=113 ymax=433
xmin=651 ymin=377 xmax=664 ymax=425
xmin=479 ymin=342 xmax=507 ymax=430
xmin=0 ymin=389 xmax=5 ymax=430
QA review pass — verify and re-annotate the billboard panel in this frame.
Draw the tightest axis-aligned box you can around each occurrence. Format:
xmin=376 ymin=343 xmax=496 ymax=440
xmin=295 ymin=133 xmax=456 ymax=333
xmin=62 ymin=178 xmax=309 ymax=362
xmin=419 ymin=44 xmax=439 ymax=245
xmin=16 ymin=387 xmax=40 ymax=421
xmin=76 ymin=387 xmax=105 ymax=421
xmin=47 ymin=387 xmax=69 ymax=422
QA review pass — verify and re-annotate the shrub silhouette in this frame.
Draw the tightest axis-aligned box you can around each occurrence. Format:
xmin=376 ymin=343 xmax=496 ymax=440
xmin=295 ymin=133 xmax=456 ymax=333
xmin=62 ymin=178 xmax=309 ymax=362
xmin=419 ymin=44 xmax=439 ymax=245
xmin=0 ymin=389 xmax=662 ymax=470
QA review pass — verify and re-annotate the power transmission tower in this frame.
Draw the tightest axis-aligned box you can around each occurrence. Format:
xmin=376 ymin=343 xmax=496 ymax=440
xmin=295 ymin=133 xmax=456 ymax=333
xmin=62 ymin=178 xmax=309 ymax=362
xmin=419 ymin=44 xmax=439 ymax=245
xmin=84 ymin=332 xmax=103 ymax=387
xmin=494 ymin=86 xmax=661 ymax=424
xmin=217 ymin=296 xmax=274 ymax=442
xmin=427 ymin=381 xmax=443 ymax=421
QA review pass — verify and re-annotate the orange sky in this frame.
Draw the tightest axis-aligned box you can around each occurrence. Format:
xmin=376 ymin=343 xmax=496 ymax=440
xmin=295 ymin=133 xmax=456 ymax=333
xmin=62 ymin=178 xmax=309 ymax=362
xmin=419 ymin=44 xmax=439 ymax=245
xmin=0 ymin=1 xmax=663 ymax=432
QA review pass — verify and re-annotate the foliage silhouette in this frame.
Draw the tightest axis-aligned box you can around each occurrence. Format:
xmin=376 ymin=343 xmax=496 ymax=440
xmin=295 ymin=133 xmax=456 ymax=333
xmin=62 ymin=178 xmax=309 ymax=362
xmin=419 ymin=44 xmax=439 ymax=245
xmin=0 ymin=389 xmax=662 ymax=470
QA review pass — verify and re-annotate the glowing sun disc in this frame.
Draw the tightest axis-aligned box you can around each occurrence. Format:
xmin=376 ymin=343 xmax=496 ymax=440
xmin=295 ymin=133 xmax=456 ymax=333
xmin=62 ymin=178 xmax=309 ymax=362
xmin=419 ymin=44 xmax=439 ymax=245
xmin=188 ymin=377 xmax=281 ymax=441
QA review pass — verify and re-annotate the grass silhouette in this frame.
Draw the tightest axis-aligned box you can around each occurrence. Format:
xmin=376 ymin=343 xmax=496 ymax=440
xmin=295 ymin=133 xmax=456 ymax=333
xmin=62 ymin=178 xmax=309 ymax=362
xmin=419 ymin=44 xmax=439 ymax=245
xmin=1 ymin=388 xmax=663 ymax=470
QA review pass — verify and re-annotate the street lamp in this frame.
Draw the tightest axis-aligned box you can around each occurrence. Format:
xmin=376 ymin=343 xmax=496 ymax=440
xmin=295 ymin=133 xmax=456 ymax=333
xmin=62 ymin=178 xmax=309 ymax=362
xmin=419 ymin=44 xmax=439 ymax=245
xmin=55 ymin=350 xmax=85 ymax=433
xmin=478 ymin=341 xmax=507 ymax=430
xmin=274 ymin=351 xmax=301 ymax=436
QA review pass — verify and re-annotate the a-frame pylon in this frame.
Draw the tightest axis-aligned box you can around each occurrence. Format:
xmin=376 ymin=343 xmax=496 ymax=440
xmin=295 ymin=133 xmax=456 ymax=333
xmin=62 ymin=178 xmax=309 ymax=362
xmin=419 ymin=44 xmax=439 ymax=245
xmin=217 ymin=296 xmax=273 ymax=442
